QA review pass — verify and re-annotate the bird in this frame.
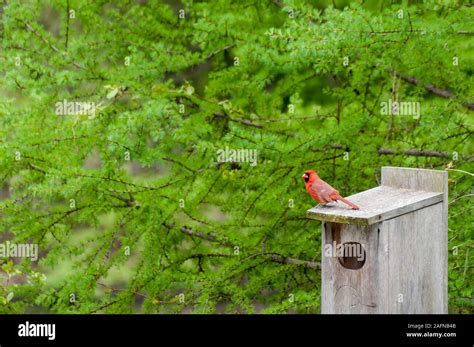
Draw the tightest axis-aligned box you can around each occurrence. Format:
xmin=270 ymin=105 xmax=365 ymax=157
xmin=302 ymin=169 xmax=360 ymax=210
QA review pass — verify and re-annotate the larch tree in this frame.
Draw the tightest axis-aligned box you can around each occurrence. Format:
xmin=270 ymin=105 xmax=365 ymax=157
xmin=0 ymin=0 xmax=472 ymax=313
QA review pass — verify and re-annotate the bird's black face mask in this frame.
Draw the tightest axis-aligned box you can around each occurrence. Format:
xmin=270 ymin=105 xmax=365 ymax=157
xmin=303 ymin=173 xmax=310 ymax=183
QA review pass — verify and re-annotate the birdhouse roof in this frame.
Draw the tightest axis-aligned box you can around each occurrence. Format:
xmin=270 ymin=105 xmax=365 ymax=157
xmin=307 ymin=185 xmax=443 ymax=226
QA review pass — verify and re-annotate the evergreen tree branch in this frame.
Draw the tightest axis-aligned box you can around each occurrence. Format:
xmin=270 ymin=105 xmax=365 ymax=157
xmin=395 ymin=72 xmax=474 ymax=110
xmin=378 ymin=148 xmax=450 ymax=158
xmin=179 ymin=226 xmax=320 ymax=270
xmin=23 ymin=21 xmax=83 ymax=69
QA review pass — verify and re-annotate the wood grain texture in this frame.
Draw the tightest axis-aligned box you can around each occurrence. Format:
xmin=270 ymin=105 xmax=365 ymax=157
xmin=383 ymin=203 xmax=446 ymax=313
xmin=381 ymin=166 xmax=447 ymax=193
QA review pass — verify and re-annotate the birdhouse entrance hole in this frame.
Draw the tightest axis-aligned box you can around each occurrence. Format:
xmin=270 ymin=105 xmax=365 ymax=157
xmin=338 ymin=242 xmax=366 ymax=270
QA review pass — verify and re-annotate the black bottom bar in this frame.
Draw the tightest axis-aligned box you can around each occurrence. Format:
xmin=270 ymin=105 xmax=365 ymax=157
xmin=0 ymin=314 xmax=471 ymax=346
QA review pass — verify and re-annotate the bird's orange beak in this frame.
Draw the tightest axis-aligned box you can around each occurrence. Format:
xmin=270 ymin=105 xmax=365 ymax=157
xmin=302 ymin=174 xmax=307 ymax=179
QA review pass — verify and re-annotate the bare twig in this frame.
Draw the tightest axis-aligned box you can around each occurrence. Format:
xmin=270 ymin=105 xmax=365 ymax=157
xmin=457 ymin=31 xmax=474 ymax=35
xmin=24 ymin=21 xmax=83 ymax=69
xmin=213 ymin=112 xmax=263 ymax=128
xmin=378 ymin=148 xmax=450 ymax=158
xmin=270 ymin=0 xmax=283 ymax=8
xmin=179 ymin=226 xmax=320 ymax=270
xmin=446 ymin=168 xmax=474 ymax=176
xmin=206 ymin=44 xmax=236 ymax=60
xmin=266 ymin=253 xmax=320 ymax=270
xmin=180 ymin=226 xmax=233 ymax=247
xmin=395 ymin=72 xmax=474 ymax=110
xmin=65 ymin=0 xmax=70 ymax=49
xmin=449 ymin=194 xmax=474 ymax=205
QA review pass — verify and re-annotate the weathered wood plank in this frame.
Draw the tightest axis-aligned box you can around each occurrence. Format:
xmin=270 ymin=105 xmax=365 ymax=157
xmin=307 ymin=186 xmax=442 ymax=225
xmin=322 ymin=222 xmax=384 ymax=313
xmin=381 ymin=166 xmax=447 ymax=193
xmin=383 ymin=203 xmax=447 ymax=313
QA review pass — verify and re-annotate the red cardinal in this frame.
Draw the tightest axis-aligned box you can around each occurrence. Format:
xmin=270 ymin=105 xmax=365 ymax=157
xmin=302 ymin=169 xmax=360 ymax=210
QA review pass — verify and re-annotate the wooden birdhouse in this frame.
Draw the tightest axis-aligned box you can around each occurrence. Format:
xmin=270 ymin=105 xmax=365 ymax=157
xmin=307 ymin=167 xmax=448 ymax=314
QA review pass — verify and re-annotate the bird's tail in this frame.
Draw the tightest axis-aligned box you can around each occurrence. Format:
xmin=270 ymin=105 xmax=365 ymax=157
xmin=337 ymin=196 xmax=360 ymax=210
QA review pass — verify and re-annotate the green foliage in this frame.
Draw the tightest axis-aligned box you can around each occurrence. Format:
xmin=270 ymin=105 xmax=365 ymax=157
xmin=0 ymin=0 xmax=472 ymax=314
